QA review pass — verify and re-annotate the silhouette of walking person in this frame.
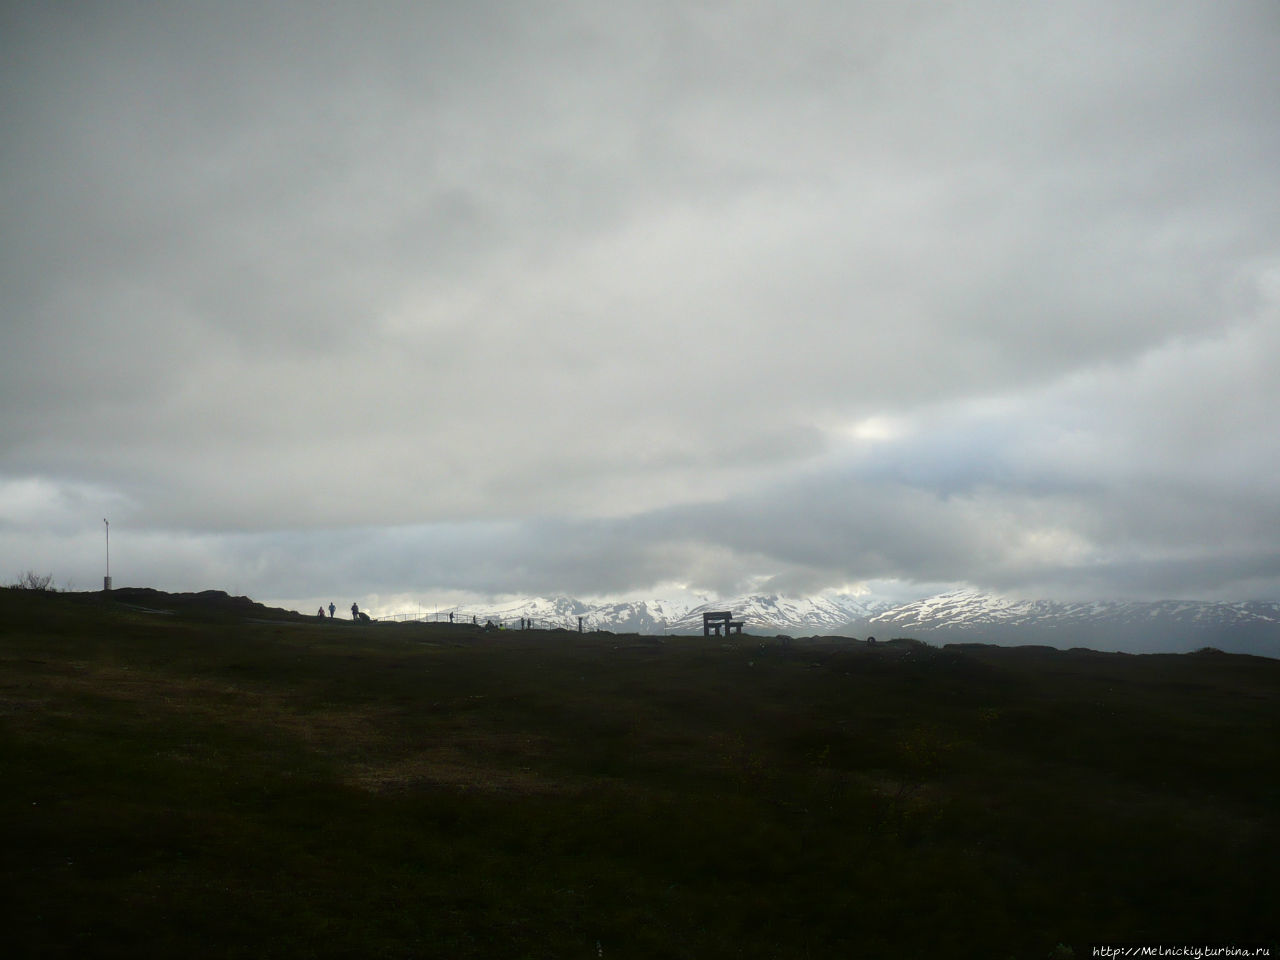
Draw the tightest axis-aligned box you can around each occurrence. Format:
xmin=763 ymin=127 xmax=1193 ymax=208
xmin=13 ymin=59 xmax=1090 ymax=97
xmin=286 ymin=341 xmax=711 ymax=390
xmin=328 ymin=602 xmax=336 ymax=618
xmin=351 ymin=602 xmax=359 ymax=620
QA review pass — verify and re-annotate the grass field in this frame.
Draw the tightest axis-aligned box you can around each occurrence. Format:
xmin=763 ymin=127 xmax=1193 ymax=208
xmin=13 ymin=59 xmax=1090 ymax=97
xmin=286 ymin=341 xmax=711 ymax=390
xmin=2 ymin=587 xmax=1276 ymax=958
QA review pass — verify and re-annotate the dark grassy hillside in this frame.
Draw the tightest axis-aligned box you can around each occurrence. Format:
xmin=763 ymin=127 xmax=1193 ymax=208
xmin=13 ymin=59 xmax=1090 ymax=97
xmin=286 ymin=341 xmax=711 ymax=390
xmin=2 ymin=589 xmax=1276 ymax=959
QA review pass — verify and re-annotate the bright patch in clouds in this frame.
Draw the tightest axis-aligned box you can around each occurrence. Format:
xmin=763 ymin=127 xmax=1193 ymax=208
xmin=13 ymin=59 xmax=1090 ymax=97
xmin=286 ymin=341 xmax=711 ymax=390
xmin=844 ymin=417 xmax=908 ymax=444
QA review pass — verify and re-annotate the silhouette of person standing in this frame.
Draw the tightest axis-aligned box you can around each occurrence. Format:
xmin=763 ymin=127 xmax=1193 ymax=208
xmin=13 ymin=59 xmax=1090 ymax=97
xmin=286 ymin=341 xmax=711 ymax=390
xmin=351 ymin=602 xmax=359 ymax=620
xmin=328 ymin=602 xmax=336 ymax=618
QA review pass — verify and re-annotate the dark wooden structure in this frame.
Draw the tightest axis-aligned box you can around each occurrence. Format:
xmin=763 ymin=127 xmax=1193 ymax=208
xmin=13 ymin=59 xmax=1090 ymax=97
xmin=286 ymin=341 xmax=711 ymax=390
xmin=703 ymin=611 xmax=745 ymax=637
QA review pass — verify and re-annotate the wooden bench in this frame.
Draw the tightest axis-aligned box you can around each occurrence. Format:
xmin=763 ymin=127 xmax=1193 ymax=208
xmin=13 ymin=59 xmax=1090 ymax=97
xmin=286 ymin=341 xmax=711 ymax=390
xmin=703 ymin=611 xmax=745 ymax=637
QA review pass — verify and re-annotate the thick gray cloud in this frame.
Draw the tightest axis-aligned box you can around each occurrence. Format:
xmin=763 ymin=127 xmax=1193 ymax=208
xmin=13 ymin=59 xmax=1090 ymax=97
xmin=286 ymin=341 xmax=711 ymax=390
xmin=3 ymin=1 xmax=1279 ymax=612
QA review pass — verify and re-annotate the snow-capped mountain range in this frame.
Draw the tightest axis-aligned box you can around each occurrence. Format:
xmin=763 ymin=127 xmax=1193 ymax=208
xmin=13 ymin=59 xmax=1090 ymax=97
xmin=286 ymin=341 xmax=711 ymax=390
xmin=868 ymin=591 xmax=1280 ymax=631
xmin=442 ymin=590 xmax=1280 ymax=656
xmin=865 ymin=591 xmax=1280 ymax=656
xmin=449 ymin=592 xmax=891 ymax=635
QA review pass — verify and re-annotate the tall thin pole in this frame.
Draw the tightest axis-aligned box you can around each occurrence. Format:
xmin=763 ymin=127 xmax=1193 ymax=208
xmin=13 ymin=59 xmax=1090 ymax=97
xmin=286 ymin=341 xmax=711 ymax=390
xmin=104 ymin=519 xmax=110 ymax=587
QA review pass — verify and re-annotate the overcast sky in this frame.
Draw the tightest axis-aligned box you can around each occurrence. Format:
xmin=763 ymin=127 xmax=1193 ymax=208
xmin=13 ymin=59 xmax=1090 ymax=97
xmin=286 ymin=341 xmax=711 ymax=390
xmin=3 ymin=1 xmax=1279 ymax=614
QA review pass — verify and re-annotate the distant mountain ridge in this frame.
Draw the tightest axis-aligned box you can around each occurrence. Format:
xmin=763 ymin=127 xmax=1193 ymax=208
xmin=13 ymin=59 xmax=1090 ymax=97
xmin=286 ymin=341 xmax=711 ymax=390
xmin=455 ymin=589 xmax=1280 ymax=656
xmin=665 ymin=594 xmax=892 ymax=634
xmin=864 ymin=591 xmax=1280 ymax=656
xmin=460 ymin=592 xmax=893 ymax=635
xmin=867 ymin=590 xmax=1280 ymax=631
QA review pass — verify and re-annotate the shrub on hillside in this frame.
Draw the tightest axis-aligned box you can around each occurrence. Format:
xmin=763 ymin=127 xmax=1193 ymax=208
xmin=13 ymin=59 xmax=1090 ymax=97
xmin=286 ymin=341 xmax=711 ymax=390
xmin=10 ymin=570 xmax=55 ymax=591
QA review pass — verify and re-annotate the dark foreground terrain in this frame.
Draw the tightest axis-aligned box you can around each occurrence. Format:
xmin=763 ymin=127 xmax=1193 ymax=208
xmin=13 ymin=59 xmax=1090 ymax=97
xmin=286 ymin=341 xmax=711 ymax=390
xmin=2 ymin=588 xmax=1276 ymax=959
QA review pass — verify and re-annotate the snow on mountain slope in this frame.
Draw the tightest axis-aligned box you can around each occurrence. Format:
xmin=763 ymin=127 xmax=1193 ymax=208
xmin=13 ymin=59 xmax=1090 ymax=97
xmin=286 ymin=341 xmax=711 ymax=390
xmin=584 ymin=599 xmax=695 ymax=633
xmin=414 ymin=589 xmax=1280 ymax=655
xmin=667 ymin=594 xmax=861 ymax=634
xmin=865 ymin=591 xmax=1280 ymax=655
xmin=454 ymin=593 xmax=878 ymax=634
xmin=868 ymin=590 xmax=1280 ymax=631
xmin=459 ymin=596 xmax=695 ymax=632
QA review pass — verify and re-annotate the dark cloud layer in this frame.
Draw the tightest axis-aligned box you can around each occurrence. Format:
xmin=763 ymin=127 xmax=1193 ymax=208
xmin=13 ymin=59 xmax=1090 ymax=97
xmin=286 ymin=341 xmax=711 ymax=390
xmin=3 ymin=1 xmax=1279 ymax=611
